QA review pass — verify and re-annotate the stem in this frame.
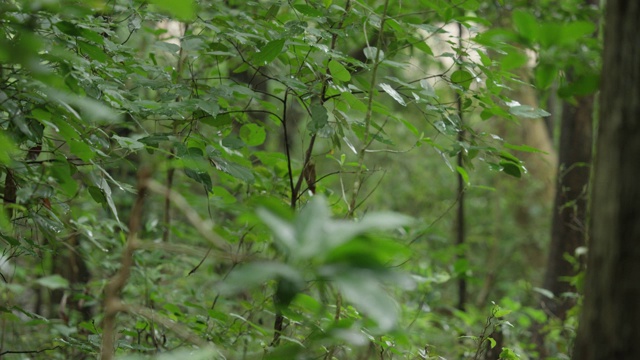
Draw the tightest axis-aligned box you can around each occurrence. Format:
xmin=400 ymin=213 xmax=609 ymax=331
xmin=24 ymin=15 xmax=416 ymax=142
xmin=347 ymin=0 xmax=390 ymax=217
xmin=455 ymin=21 xmax=466 ymax=312
xmin=100 ymin=169 xmax=150 ymax=360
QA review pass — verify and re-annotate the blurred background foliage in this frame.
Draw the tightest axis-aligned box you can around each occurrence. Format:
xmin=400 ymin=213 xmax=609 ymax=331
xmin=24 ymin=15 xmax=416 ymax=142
xmin=0 ymin=0 xmax=600 ymax=359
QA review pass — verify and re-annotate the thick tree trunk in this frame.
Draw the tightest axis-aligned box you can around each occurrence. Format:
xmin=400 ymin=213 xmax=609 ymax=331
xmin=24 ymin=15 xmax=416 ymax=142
xmin=573 ymin=1 xmax=640 ymax=358
xmin=542 ymin=91 xmax=593 ymax=320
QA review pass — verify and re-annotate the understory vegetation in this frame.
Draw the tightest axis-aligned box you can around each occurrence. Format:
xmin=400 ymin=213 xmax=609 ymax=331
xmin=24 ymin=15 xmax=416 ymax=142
xmin=0 ymin=0 xmax=600 ymax=359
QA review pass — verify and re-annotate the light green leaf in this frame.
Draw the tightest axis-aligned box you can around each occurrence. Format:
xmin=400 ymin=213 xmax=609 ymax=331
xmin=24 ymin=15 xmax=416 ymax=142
xmin=97 ymin=177 xmax=121 ymax=225
xmin=508 ymin=105 xmax=551 ymax=118
xmin=456 ymin=166 xmax=470 ymax=186
xmin=341 ymin=92 xmax=367 ymax=112
xmin=239 ymin=124 xmax=266 ymax=146
xmin=363 ymin=46 xmax=384 ymax=61
xmin=451 ymin=70 xmax=473 ymax=90
xmin=113 ymin=135 xmax=145 ymax=151
xmin=36 ymin=275 xmax=69 ymax=290
xmin=328 ymin=60 xmax=351 ymax=82
xmin=149 ymin=0 xmax=196 ymax=20
xmin=379 ymin=83 xmax=406 ymax=106
xmin=334 ymin=270 xmax=398 ymax=330
xmin=69 ymin=140 xmax=95 ymax=162
xmin=257 ymin=209 xmax=296 ymax=252
xmin=504 ymin=143 xmax=546 ymax=154
xmin=512 ymin=10 xmax=538 ymax=42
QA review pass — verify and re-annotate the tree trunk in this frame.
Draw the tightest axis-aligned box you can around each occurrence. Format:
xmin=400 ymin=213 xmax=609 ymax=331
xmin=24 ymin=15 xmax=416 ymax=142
xmin=542 ymin=90 xmax=593 ymax=320
xmin=573 ymin=1 xmax=640 ymax=358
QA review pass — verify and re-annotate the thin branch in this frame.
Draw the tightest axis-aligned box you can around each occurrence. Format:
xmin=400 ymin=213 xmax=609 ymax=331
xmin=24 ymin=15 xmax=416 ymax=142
xmin=101 ymin=168 xmax=151 ymax=360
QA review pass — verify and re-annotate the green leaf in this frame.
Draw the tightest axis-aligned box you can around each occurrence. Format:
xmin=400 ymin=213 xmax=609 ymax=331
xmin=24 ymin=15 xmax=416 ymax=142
xmin=78 ymin=41 xmax=109 ymax=63
xmin=113 ymin=135 xmax=145 ymax=151
xmin=308 ymin=104 xmax=328 ymax=133
xmin=558 ymin=73 xmax=600 ymax=98
xmin=328 ymin=60 xmax=351 ymax=82
xmin=535 ymin=64 xmax=557 ymax=90
xmin=504 ymin=143 xmax=546 ymax=154
xmin=293 ymin=4 xmax=323 ymax=17
xmin=253 ymin=39 xmax=286 ymax=65
xmin=219 ymin=262 xmax=303 ymax=296
xmin=512 ymin=10 xmax=538 ymax=42
xmin=500 ymin=161 xmax=521 ymax=178
xmin=149 ymin=0 xmax=196 ymax=20
xmin=239 ymin=123 xmax=266 ymax=147
xmin=456 ymin=166 xmax=470 ymax=186
xmin=379 ymin=83 xmax=406 ymax=106
xmin=508 ymin=105 xmax=551 ymax=119
xmin=450 ymin=70 xmax=473 ymax=90
xmin=341 ymin=92 xmax=367 ymax=112
xmin=96 ymin=177 xmax=121 ymax=224
xmin=0 ymin=132 xmax=17 ymax=164
xmin=501 ymin=49 xmax=528 ymax=71
xmin=334 ymin=269 xmax=398 ymax=331
xmin=36 ymin=275 xmax=69 ymax=290
xmin=488 ymin=337 xmax=497 ymax=349
xmin=257 ymin=209 xmax=296 ymax=252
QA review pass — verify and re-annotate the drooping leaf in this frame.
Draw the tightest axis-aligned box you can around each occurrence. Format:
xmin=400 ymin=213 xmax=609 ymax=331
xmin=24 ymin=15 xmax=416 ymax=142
xmin=379 ymin=83 xmax=406 ymax=106
xmin=36 ymin=275 xmax=69 ymax=290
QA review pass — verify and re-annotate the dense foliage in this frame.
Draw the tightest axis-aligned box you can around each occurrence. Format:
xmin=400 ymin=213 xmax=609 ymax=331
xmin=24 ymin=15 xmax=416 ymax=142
xmin=0 ymin=0 xmax=600 ymax=359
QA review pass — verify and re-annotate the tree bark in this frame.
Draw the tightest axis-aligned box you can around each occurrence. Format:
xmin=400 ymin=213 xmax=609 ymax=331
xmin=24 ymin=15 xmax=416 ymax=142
xmin=573 ymin=1 xmax=640 ymax=358
xmin=542 ymin=90 xmax=593 ymax=320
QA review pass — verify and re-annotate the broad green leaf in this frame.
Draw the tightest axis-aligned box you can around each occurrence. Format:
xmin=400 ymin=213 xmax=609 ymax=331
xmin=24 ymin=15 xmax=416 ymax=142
xmin=501 ymin=49 xmax=528 ymax=71
xmin=293 ymin=4 xmax=323 ymax=17
xmin=239 ymin=123 xmax=266 ymax=147
xmin=78 ymin=41 xmax=109 ymax=63
xmin=149 ymin=0 xmax=196 ymax=20
xmin=512 ymin=10 xmax=538 ymax=42
xmin=0 ymin=132 xmax=17 ymax=164
xmin=69 ymin=139 xmax=95 ymax=162
xmin=558 ymin=73 xmax=600 ymax=98
xmin=535 ymin=64 xmax=557 ymax=90
xmin=218 ymin=262 xmax=303 ymax=296
xmin=36 ymin=275 xmax=69 ymax=290
xmin=295 ymin=196 xmax=331 ymax=259
xmin=500 ymin=161 xmax=521 ymax=178
xmin=113 ymin=135 xmax=145 ymax=151
xmin=51 ymin=160 xmax=78 ymax=197
xmin=257 ymin=209 xmax=296 ymax=252
xmin=253 ymin=39 xmax=286 ymax=65
xmin=334 ymin=269 xmax=398 ymax=331
xmin=450 ymin=70 xmax=473 ymax=90
xmin=308 ymin=104 xmax=328 ymax=132
xmin=379 ymin=83 xmax=406 ymax=106
xmin=363 ymin=46 xmax=384 ymax=61
xmin=324 ymin=212 xmax=413 ymax=250
xmin=341 ymin=92 xmax=367 ymax=112
xmin=328 ymin=60 xmax=351 ymax=82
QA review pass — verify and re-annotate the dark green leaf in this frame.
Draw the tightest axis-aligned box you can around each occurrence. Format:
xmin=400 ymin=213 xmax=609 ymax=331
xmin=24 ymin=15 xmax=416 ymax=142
xmin=253 ymin=39 xmax=286 ymax=65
